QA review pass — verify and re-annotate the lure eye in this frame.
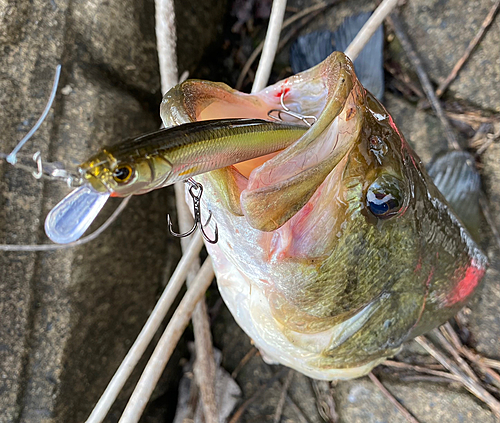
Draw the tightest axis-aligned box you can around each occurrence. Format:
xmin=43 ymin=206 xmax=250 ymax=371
xmin=113 ymin=165 xmax=133 ymax=183
xmin=366 ymin=175 xmax=404 ymax=219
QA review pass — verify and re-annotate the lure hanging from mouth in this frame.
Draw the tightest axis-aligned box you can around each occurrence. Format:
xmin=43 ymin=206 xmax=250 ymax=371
xmin=44 ymin=118 xmax=307 ymax=244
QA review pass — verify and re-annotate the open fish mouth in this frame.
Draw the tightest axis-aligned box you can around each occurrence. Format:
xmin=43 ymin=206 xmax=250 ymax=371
xmin=161 ymin=52 xmax=361 ymax=232
xmin=160 ymin=52 xmax=488 ymax=380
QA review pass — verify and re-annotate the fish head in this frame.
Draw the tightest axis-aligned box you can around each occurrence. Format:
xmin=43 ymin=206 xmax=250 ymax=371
xmin=160 ymin=52 xmax=488 ymax=379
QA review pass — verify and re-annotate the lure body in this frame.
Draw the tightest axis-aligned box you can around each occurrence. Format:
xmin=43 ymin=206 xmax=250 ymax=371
xmin=80 ymin=119 xmax=307 ymax=197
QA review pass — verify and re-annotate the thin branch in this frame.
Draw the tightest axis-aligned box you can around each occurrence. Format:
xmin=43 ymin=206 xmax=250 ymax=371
xmin=285 ymin=396 xmax=311 ymax=423
xmin=381 ymin=360 xmax=461 ymax=382
xmin=435 ymin=327 xmax=481 ymax=383
xmin=119 ymin=258 xmax=215 ymax=423
xmin=155 ymin=0 xmax=178 ymax=94
xmin=252 ymin=0 xmax=288 ymax=92
xmin=398 ymin=375 xmax=459 ymax=384
xmin=273 ymin=370 xmax=294 ymax=423
xmin=236 ymin=1 xmax=333 ymax=90
xmin=232 ymin=347 xmax=258 ymax=379
xmin=344 ymin=0 xmax=399 ymax=61
xmin=387 ymin=13 xmax=461 ymax=151
xmin=481 ymin=359 xmax=500 ymax=372
xmin=174 ymin=182 xmax=219 ymax=423
xmin=84 ymin=234 xmax=204 ymax=423
xmin=368 ymin=373 xmax=421 ymax=423
xmin=415 ymin=336 xmax=500 ymax=418
xmin=436 ymin=0 xmax=500 ymax=97
xmin=442 ymin=322 xmax=500 ymax=389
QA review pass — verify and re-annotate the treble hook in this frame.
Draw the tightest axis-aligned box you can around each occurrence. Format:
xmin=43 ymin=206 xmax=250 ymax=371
xmin=166 ymin=178 xmax=219 ymax=244
xmin=268 ymin=89 xmax=317 ymax=127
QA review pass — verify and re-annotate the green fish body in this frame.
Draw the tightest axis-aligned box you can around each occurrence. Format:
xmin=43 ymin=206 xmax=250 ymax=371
xmin=160 ymin=52 xmax=487 ymax=379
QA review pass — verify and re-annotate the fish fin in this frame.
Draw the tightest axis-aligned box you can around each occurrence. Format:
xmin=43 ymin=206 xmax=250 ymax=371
xmin=427 ymin=150 xmax=481 ymax=238
xmin=290 ymin=31 xmax=335 ymax=75
xmin=333 ymin=12 xmax=385 ymax=100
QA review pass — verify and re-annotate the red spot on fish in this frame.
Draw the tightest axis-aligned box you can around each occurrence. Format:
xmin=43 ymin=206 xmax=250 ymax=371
xmin=446 ymin=261 xmax=485 ymax=305
xmin=275 ymin=86 xmax=291 ymax=98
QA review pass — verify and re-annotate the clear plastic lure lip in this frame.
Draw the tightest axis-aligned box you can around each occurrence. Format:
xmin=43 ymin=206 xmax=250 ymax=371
xmin=44 ymin=184 xmax=110 ymax=244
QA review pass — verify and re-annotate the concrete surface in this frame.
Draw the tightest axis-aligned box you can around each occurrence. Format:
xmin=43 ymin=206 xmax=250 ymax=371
xmin=0 ymin=0 xmax=226 ymax=422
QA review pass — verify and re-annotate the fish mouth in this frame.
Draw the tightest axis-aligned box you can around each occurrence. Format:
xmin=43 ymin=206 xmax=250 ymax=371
xmin=160 ymin=52 xmax=363 ymax=232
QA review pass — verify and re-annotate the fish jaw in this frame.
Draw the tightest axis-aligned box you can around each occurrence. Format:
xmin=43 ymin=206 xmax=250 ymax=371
xmin=162 ymin=51 xmax=488 ymax=379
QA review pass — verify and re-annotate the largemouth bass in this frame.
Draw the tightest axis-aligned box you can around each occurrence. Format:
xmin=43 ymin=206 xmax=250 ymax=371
xmin=159 ymin=52 xmax=488 ymax=379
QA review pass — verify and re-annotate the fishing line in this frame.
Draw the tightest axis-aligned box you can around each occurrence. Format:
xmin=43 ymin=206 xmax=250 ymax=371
xmin=0 ymin=65 xmax=131 ymax=250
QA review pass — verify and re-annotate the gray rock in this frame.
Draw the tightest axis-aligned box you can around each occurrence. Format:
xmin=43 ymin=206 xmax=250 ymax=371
xmin=337 ymin=378 xmax=495 ymax=423
xmin=0 ymin=0 xmax=226 ymax=422
xmin=399 ymin=0 xmax=500 ymax=112
xmin=467 ymin=141 xmax=500 ymax=359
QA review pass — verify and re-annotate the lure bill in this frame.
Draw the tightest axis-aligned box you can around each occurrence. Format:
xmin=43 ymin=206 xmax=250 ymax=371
xmin=44 ymin=186 xmax=110 ymax=244
xmin=44 ymin=118 xmax=307 ymax=244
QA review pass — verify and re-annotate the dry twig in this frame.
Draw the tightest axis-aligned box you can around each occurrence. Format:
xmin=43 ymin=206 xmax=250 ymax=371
xmin=344 ymin=0 xmax=399 ymax=60
xmin=435 ymin=328 xmax=481 ymax=383
xmin=174 ymin=181 xmax=219 ymax=423
xmin=232 ymin=347 xmax=259 ymax=378
xmin=84 ymin=234 xmax=204 ymax=423
xmin=236 ymin=1 xmax=334 ymax=90
xmin=436 ymin=0 xmax=500 ymax=97
xmin=415 ymin=335 xmax=500 ymax=419
xmin=441 ymin=322 xmax=500 ymax=390
xmin=381 ymin=360 xmax=461 ymax=382
xmin=252 ymin=0 xmax=288 ymax=92
xmin=387 ymin=13 xmax=461 ymax=151
xmin=155 ymin=0 xmax=178 ymax=94
xmin=285 ymin=396 xmax=311 ymax=423
xmin=273 ymin=370 xmax=294 ymax=423
xmin=368 ymin=372 xmax=421 ymax=423
xmin=119 ymin=258 xmax=216 ymax=423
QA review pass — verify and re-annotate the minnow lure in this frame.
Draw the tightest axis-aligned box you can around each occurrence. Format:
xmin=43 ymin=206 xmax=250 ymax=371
xmin=45 ymin=119 xmax=307 ymax=244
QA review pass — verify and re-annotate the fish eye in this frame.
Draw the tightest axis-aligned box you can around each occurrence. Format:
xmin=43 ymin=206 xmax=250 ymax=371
xmin=366 ymin=175 xmax=404 ymax=219
xmin=112 ymin=165 xmax=134 ymax=183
